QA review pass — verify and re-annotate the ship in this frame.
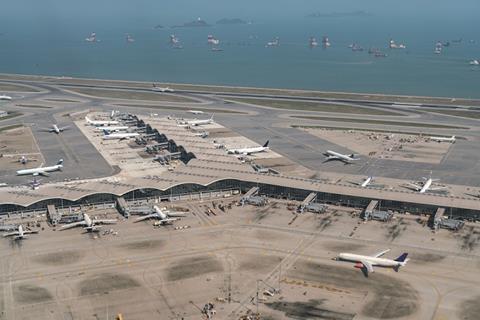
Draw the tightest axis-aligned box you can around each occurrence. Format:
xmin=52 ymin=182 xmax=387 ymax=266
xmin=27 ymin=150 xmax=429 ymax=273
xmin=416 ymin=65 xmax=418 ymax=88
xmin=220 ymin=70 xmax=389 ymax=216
xmin=207 ymin=35 xmax=220 ymax=45
xmin=266 ymin=37 xmax=279 ymax=47
xmin=470 ymin=60 xmax=479 ymax=66
xmin=322 ymin=36 xmax=331 ymax=47
xmin=85 ymin=32 xmax=98 ymax=43
xmin=309 ymin=37 xmax=318 ymax=47
xmin=126 ymin=34 xmax=135 ymax=43
xmin=389 ymin=39 xmax=406 ymax=49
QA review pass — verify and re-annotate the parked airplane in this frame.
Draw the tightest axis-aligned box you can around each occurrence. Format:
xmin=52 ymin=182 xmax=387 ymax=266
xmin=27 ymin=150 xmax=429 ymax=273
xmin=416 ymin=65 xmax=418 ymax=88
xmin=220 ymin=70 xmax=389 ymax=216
xmin=59 ymin=213 xmax=117 ymax=232
xmin=324 ymin=150 xmax=360 ymax=163
xmin=187 ymin=114 xmax=214 ymax=126
xmin=95 ymin=126 xmax=129 ymax=132
xmin=429 ymin=135 xmax=456 ymax=143
xmin=3 ymin=225 xmax=38 ymax=240
xmin=40 ymin=124 xmax=70 ymax=134
xmin=357 ymin=176 xmax=373 ymax=188
xmin=15 ymin=155 xmax=38 ymax=165
xmin=335 ymin=249 xmax=409 ymax=275
xmin=405 ymin=174 xmax=446 ymax=193
xmin=102 ymin=130 xmax=139 ymax=140
xmin=0 ymin=94 xmax=12 ymax=101
xmin=152 ymin=84 xmax=174 ymax=92
xmin=188 ymin=110 xmax=204 ymax=115
xmin=16 ymin=159 xmax=63 ymax=176
xmin=85 ymin=116 xmax=119 ymax=127
xmin=227 ymin=141 xmax=270 ymax=155
xmin=134 ymin=205 xmax=185 ymax=224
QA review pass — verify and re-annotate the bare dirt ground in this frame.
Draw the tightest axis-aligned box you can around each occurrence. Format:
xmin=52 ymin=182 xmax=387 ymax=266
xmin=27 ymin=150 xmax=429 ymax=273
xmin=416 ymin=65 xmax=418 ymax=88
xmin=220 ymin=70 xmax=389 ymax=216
xmin=0 ymin=126 xmax=44 ymax=171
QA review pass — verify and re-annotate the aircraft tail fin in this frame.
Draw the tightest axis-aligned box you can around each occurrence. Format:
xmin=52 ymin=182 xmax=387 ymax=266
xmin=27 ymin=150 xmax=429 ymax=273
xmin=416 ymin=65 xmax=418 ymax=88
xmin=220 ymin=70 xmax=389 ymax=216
xmin=394 ymin=253 xmax=408 ymax=262
xmin=263 ymin=140 xmax=270 ymax=148
xmin=57 ymin=159 xmax=64 ymax=165
xmin=210 ymin=113 xmax=215 ymax=120
xmin=103 ymin=129 xmax=110 ymax=135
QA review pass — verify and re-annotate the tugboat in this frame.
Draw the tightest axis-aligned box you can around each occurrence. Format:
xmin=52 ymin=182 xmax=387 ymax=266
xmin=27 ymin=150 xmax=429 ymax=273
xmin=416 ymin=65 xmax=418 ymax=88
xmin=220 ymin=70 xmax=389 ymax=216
xmin=85 ymin=32 xmax=98 ymax=42
xmin=434 ymin=41 xmax=443 ymax=54
xmin=126 ymin=34 xmax=135 ymax=43
xmin=169 ymin=34 xmax=183 ymax=49
xmin=309 ymin=37 xmax=318 ymax=48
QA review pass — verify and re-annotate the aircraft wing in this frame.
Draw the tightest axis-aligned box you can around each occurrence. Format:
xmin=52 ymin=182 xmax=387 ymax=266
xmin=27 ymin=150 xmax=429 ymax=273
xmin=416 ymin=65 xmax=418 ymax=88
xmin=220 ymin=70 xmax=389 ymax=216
xmin=38 ymin=171 xmax=50 ymax=177
xmin=429 ymin=186 xmax=447 ymax=191
xmin=59 ymin=221 xmax=87 ymax=230
xmin=166 ymin=211 xmax=186 ymax=217
xmin=360 ymin=260 xmax=374 ymax=274
xmin=134 ymin=214 xmax=158 ymax=222
xmin=404 ymin=183 xmax=421 ymax=191
xmin=23 ymin=230 xmax=39 ymax=235
xmin=3 ymin=231 xmax=20 ymax=238
xmin=59 ymin=126 xmax=70 ymax=131
xmin=93 ymin=219 xmax=117 ymax=225
xmin=372 ymin=249 xmax=390 ymax=258
xmin=158 ymin=218 xmax=179 ymax=224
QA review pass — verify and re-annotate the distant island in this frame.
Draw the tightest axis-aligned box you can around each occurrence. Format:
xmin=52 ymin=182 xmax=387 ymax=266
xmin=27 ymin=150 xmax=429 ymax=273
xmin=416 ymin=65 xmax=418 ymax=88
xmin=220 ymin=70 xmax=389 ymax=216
xmin=216 ymin=18 xmax=247 ymax=25
xmin=306 ymin=10 xmax=372 ymax=18
xmin=153 ymin=25 xmax=164 ymax=30
xmin=172 ymin=18 xmax=210 ymax=28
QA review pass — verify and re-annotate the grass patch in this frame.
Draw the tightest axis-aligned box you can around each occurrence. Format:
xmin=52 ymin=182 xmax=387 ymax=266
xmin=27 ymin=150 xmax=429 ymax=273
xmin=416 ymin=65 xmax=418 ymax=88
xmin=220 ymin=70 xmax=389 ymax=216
xmin=225 ymin=97 xmax=402 ymax=116
xmin=291 ymin=116 xmax=468 ymax=129
xmin=15 ymin=104 xmax=52 ymax=109
xmin=66 ymin=87 xmax=197 ymax=103
xmin=0 ymin=111 xmax=23 ymax=121
xmin=117 ymin=103 xmax=246 ymax=114
xmin=293 ymin=125 xmax=468 ymax=139
xmin=0 ymin=124 xmax=23 ymax=132
xmin=0 ymin=83 xmax=40 ymax=92
xmin=425 ymin=109 xmax=480 ymax=119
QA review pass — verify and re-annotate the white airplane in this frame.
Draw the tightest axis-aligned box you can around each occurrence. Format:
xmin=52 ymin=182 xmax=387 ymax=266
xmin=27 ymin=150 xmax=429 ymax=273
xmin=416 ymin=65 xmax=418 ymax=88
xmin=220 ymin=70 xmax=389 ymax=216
xmin=0 ymin=94 xmax=12 ymax=101
xmin=40 ymin=124 xmax=70 ymax=134
xmin=95 ymin=126 xmax=129 ymax=132
xmin=59 ymin=213 xmax=117 ymax=232
xmin=3 ymin=225 xmax=38 ymax=240
xmin=17 ymin=159 xmax=63 ymax=176
xmin=187 ymin=114 xmax=214 ymax=126
xmin=102 ymin=129 xmax=139 ymax=140
xmin=134 ymin=205 xmax=185 ymax=224
xmin=152 ymin=84 xmax=174 ymax=92
xmin=227 ymin=141 xmax=270 ymax=155
xmin=85 ymin=116 xmax=119 ymax=127
xmin=336 ymin=249 xmax=409 ymax=275
xmin=188 ymin=110 xmax=204 ymax=115
xmin=15 ymin=155 xmax=38 ymax=165
xmin=324 ymin=150 xmax=360 ymax=163
xmin=405 ymin=174 xmax=446 ymax=193
xmin=429 ymin=135 xmax=456 ymax=143
xmin=355 ymin=176 xmax=374 ymax=188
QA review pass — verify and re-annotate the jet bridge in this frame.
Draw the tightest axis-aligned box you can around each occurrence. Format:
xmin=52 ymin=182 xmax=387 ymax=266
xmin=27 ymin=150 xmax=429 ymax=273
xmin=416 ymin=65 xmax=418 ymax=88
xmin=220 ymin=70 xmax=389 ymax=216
xmin=430 ymin=207 xmax=445 ymax=230
xmin=47 ymin=204 xmax=61 ymax=226
xmin=116 ymin=197 xmax=130 ymax=218
xmin=297 ymin=192 xmax=317 ymax=213
xmin=362 ymin=200 xmax=379 ymax=221
xmin=240 ymin=186 xmax=259 ymax=206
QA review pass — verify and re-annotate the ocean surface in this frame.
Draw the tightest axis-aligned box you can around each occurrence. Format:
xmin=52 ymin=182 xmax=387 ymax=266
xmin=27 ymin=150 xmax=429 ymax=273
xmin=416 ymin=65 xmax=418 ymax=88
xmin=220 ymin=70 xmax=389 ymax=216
xmin=0 ymin=16 xmax=479 ymax=98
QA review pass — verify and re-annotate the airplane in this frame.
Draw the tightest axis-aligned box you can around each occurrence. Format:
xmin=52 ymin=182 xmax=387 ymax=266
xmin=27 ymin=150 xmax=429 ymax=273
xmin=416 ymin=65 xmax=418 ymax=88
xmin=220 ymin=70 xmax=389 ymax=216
xmin=3 ymin=225 xmax=39 ymax=240
xmin=134 ymin=205 xmax=185 ymax=224
xmin=85 ymin=116 xmax=119 ymax=127
xmin=16 ymin=159 xmax=63 ymax=176
xmin=335 ymin=249 xmax=409 ymax=275
xmin=227 ymin=141 xmax=270 ymax=155
xmin=405 ymin=173 xmax=447 ymax=193
xmin=188 ymin=110 xmax=204 ymax=115
xmin=152 ymin=84 xmax=174 ymax=93
xmin=40 ymin=124 xmax=70 ymax=134
xmin=102 ymin=129 xmax=139 ymax=140
xmin=323 ymin=150 xmax=360 ymax=163
xmin=14 ymin=155 xmax=38 ymax=165
xmin=356 ymin=176 xmax=373 ymax=188
xmin=95 ymin=126 xmax=129 ymax=132
xmin=59 ymin=213 xmax=117 ymax=232
xmin=0 ymin=94 xmax=12 ymax=101
xmin=429 ymin=135 xmax=456 ymax=143
xmin=187 ymin=114 xmax=214 ymax=126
